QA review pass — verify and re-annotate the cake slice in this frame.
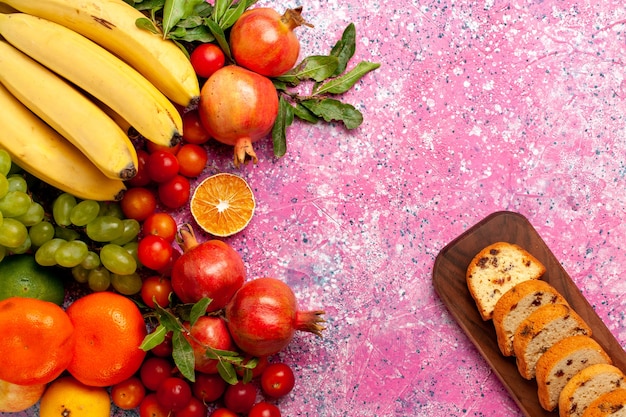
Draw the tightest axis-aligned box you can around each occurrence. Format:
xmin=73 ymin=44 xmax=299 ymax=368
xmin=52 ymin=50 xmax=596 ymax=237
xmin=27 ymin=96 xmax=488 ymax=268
xmin=581 ymin=388 xmax=626 ymax=417
xmin=559 ymin=364 xmax=626 ymax=417
xmin=536 ymin=335 xmax=612 ymax=411
xmin=513 ymin=303 xmax=591 ymax=380
xmin=466 ymin=241 xmax=546 ymax=320
xmin=493 ymin=279 xmax=569 ymax=356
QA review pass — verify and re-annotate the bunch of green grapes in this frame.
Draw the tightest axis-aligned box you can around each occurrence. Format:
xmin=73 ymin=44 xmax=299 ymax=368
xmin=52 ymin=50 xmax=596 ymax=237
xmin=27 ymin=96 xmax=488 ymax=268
xmin=0 ymin=149 xmax=142 ymax=295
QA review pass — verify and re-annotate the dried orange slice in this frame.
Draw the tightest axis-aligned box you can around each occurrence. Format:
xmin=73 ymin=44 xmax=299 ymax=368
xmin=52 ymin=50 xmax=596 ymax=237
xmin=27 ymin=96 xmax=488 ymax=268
xmin=190 ymin=173 xmax=256 ymax=237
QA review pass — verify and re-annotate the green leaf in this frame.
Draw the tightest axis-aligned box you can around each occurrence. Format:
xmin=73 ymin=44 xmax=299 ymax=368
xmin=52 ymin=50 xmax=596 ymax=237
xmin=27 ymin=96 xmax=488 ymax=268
xmin=204 ymin=18 xmax=232 ymax=60
xmin=189 ymin=297 xmax=211 ymax=327
xmin=271 ymin=97 xmax=294 ymax=158
xmin=280 ymin=56 xmax=339 ymax=83
xmin=170 ymin=25 xmax=215 ymax=43
xmin=212 ymin=0 xmax=232 ymax=22
xmin=162 ymin=0 xmax=184 ymax=36
xmin=217 ymin=361 xmax=238 ymax=385
xmin=139 ymin=324 xmax=167 ymax=351
xmin=172 ymin=331 xmax=196 ymax=382
xmin=272 ymin=79 xmax=292 ymax=91
xmin=219 ymin=0 xmax=248 ymax=29
xmin=301 ymin=98 xmax=363 ymax=129
xmin=272 ymin=74 xmax=300 ymax=87
xmin=176 ymin=15 xmax=204 ymax=28
xmin=193 ymin=1 xmax=214 ymax=17
xmin=315 ymin=61 xmax=381 ymax=95
xmin=154 ymin=303 xmax=184 ymax=332
xmin=212 ymin=348 xmax=242 ymax=357
xmin=132 ymin=0 xmax=165 ymax=11
xmin=241 ymin=368 xmax=253 ymax=383
xmin=241 ymin=357 xmax=259 ymax=369
xmin=135 ymin=17 xmax=160 ymax=34
xmin=293 ymin=103 xmax=319 ymax=124
xmin=330 ymin=23 xmax=356 ymax=76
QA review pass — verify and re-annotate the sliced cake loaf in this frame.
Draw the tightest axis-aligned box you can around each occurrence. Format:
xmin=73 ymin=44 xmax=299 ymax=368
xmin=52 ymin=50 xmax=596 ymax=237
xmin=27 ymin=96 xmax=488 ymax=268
xmin=559 ymin=364 xmax=626 ymax=417
xmin=466 ymin=241 xmax=547 ymax=321
xmin=581 ymin=388 xmax=626 ymax=417
xmin=513 ymin=303 xmax=592 ymax=380
xmin=493 ymin=279 xmax=569 ymax=356
xmin=536 ymin=335 xmax=612 ymax=411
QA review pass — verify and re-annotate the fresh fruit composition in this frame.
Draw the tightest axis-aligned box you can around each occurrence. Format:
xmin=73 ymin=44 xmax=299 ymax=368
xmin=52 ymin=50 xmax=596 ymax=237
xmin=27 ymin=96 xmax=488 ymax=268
xmin=0 ymin=0 xmax=378 ymax=414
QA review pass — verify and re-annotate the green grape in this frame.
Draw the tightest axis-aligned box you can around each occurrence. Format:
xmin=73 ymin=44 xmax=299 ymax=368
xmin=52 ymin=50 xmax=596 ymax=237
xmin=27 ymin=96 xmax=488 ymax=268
xmin=52 ymin=193 xmax=77 ymax=226
xmin=123 ymin=241 xmax=141 ymax=267
xmin=111 ymin=272 xmax=143 ymax=295
xmin=110 ymin=219 xmax=140 ymax=246
xmin=35 ymin=238 xmax=66 ymax=266
xmin=54 ymin=225 xmax=80 ymax=241
xmin=7 ymin=175 xmax=27 ymax=193
xmin=71 ymin=265 xmax=89 ymax=283
xmin=98 ymin=201 xmax=124 ymax=218
xmin=81 ymin=251 xmax=101 ymax=269
xmin=85 ymin=216 xmax=124 ymax=242
xmin=88 ymin=267 xmax=111 ymax=292
xmin=0 ymin=150 xmax=10 ymax=176
xmin=0 ymin=245 xmax=5 ymax=263
xmin=0 ymin=218 xmax=28 ymax=248
xmin=14 ymin=201 xmax=45 ymax=226
xmin=0 ymin=190 xmax=31 ymax=218
xmin=99 ymin=243 xmax=137 ymax=275
xmin=69 ymin=200 xmax=100 ymax=226
xmin=0 ymin=175 xmax=8 ymax=200
xmin=9 ymin=235 xmax=31 ymax=254
xmin=55 ymin=240 xmax=89 ymax=268
xmin=29 ymin=221 xmax=55 ymax=247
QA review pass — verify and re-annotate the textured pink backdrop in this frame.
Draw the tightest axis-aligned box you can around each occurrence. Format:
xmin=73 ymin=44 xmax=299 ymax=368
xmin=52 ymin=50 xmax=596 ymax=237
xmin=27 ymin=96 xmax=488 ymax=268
xmin=4 ymin=0 xmax=626 ymax=416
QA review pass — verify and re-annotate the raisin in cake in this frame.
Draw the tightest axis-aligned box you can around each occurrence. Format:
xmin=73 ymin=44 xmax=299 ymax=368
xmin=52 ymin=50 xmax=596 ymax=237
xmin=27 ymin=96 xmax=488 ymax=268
xmin=466 ymin=241 xmax=546 ymax=321
xmin=513 ymin=303 xmax=591 ymax=380
xmin=493 ymin=279 xmax=569 ymax=356
xmin=559 ymin=364 xmax=626 ymax=417
xmin=536 ymin=335 xmax=612 ymax=411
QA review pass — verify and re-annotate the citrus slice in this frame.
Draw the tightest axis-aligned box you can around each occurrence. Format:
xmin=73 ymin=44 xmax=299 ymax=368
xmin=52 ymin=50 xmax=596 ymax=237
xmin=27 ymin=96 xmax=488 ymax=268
xmin=190 ymin=173 xmax=255 ymax=237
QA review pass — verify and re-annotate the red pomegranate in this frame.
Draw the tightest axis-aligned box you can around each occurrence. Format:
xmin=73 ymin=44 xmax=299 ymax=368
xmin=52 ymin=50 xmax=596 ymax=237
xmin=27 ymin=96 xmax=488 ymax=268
xmin=230 ymin=7 xmax=312 ymax=77
xmin=224 ymin=277 xmax=325 ymax=357
xmin=171 ymin=224 xmax=245 ymax=312
xmin=184 ymin=316 xmax=235 ymax=374
xmin=198 ymin=66 xmax=278 ymax=167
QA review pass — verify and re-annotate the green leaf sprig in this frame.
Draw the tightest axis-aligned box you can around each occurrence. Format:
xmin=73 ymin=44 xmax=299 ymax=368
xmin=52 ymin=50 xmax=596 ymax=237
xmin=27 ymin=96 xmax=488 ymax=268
xmin=126 ymin=0 xmax=256 ymax=55
xmin=140 ymin=297 xmax=258 ymax=385
xmin=271 ymin=23 xmax=380 ymax=156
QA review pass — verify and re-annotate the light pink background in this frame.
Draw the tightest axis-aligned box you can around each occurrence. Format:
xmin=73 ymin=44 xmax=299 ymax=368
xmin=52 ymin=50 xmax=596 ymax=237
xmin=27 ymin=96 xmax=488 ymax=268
xmin=4 ymin=0 xmax=626 ymax=416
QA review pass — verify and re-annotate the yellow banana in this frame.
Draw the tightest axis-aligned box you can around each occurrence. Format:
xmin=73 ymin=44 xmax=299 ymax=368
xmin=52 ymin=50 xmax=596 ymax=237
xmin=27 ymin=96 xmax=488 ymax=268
xmin=0 ymin=83 xmax=126 ymax=201
xmin=0 ymin=13 xmax=182 ymax=147
xmin=90 ymin=94 xmax=134 ymax=137
xmin=0 ymin=3 xmax=17 ymax=13
xmin=0 ymin=39 xmax=138 ymax=181
xmin=2 ymin=0 xmax=200 ymax=107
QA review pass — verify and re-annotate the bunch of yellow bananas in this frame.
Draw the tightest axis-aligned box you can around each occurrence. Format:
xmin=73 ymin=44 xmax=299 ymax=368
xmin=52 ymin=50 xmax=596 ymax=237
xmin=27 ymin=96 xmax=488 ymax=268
xmin=0 ymin=0 xmax=200 ymax=201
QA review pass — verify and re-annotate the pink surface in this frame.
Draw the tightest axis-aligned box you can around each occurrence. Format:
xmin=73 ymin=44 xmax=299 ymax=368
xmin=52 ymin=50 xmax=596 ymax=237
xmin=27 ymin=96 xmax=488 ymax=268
xmin=4 ymin=0 xmax=626 ymax=416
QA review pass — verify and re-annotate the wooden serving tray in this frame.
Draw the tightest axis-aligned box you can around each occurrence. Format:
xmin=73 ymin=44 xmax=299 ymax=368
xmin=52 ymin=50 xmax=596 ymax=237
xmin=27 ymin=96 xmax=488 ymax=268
xmin=433 ymin=211 xmax=626 ymax=416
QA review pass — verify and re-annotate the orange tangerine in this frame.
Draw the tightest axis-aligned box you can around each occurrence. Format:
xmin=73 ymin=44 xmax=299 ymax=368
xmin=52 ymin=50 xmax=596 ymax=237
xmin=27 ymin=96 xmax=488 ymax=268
xmin=190 ymin=172 xmax=255 ymax=237
xmin=65 ymin=291 xmax=147 ymax=387
xmin=0 ymin=297 xmax=75 ymax=385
